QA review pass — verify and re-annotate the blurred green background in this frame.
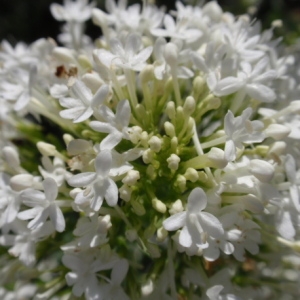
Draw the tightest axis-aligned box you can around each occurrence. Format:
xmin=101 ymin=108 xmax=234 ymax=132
xmin=0 ymin=0 xmax=300 ymax=45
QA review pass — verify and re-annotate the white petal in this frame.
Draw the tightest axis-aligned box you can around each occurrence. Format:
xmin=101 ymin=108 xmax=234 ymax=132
xmin=95 ymin=150 xmax=112 ymax=176
xmin=179 ymin=225 xmax=192 ymax=247
xmin=111 ymin=259 xmax=128 ymax=285
xmin=89 ymin=121 xmax=113 ymax=133
xmin=199 ymin=212 xmax=224 ymax=238
xmin=100 ymin=132 xmax=122 ymax=150
xmin=116 ymin=100 xmax=131 ymax=128
xmin=276 ymin=210 xmax=295 ymax=240
xmin=28 ymin=209 xmax=49 ymax=230
xmin=50 ymin=84 xmax=68 ymax=98
xmin=70 ymin=80 xmax=92 ymax=105
xmin=60 ymin=107 xmax=85 ymax=120
xmin=91 ymin=84 xmax=109 ymax=108
xmin=43 ymin=178 xmax=58 ymax=202
xmin=49 ymin=204 xmax=65 ymax=232
xmin=125 ymin=33 xmax=141 ymax=58
xmin=21 ymin=190 xmax=45 ymax=207
xmin=50 ymin=3 xmax=65 ymax=21
xmin=68 ymin=172 xmax=96 ymax=187
xmin=73 ymin=107 xmax=93 ymax=123
xmin=163 ymin=211 xmax=186 ymax=231
xmin=187 ymin=187 xmax=207 ymax=212
xmin=104 ymin=178 xmax=118 ymax=206
xmin=59 ymin=97 xmax=81 ymax=108
xmin=214 ymin=77 xmax=244 ymax=96
xmin=224 ymin=140 xmax=236 ymax=161
xmin=131 ymin=47 xmax=153 ymax=65
xmin=246 ymin=83 xmax=276 ymax=102
xmin=18 ymin=207 xmax=42 ymax=220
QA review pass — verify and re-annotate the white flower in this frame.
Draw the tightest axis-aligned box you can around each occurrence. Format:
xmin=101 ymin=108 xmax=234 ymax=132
xmin=213 ymin=57 xmax=277 ymax=103
xmin=0 ymin=68 xmax=34 ymax=112
xmin=163 ymin=187 xmax=224 ymax=254
xmin=62 ymin=248 xmax=118 ymax=298
xmin=38 ymin=156 xmax=72 ymax=186
xmin=58 ymin=80 xmax=110 ymax=123
xmin=0 ymin=40 xmax=38 ymax=70
xmin=73 ymin=214 xmax=111 ymax=248
xmin=0 ymin=220 xmax=54 ymax=267
xmin=220 ymin=19 xmax=264 ymax=63
xmin=153 ymin=38 xmax=193 ymax=80
xmin=151 ymin=14 xmax=202 ymax=43
xmin=224 ymin=108 xmax=265 ymax=161
xmin=93 ymin=33 xmax=153 ymax=71
xmin=18 ymin=178 xmax=66 ymax=232
xmin=100 ymin=259 xmax=130 ymax=300
xmin=67 ymin=150 xmax=118 ymax=211
xmin=90 ymin=100 xmax=131 ymax=150
xmin=50 ymin=0 xmax=94 ymax=22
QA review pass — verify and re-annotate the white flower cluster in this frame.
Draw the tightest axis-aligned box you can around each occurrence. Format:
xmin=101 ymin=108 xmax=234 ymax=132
xmin=1 ymin=0 xmax=300 ymax=299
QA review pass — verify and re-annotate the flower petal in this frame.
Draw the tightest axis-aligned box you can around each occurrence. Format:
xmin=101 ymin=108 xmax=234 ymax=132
xmin=43 ymin=178 xmax=58 ymax=202
xmin=68 ymin=172 xmax=96 ymax=188
xmin=163 ymin=211 xmax=186 ymax=231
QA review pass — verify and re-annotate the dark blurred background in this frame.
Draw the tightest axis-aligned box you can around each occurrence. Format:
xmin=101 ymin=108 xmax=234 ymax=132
xmin=0 ymin=0 xmax=300 ymax=45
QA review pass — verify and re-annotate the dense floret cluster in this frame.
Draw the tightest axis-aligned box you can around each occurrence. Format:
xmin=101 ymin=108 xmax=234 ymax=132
xmin=1 ymin=0 xmax=300 ymax=299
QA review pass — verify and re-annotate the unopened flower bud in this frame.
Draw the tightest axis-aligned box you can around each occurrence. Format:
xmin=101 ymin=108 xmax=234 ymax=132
xmin=141 ymin=280 xmax=154 ymax=296
xmin=152 ymin=198 xmax=167 ymax=213
xmin=69 ymin=188 xmax=83 ymax=199
xmin=37 ymin=142 xmax=57 ymax=156
xmin=143 ymin=149 xmax=155 ymax=164
xmin=169 ymin=199 xmax=184 ymax=215
xmin=128 ymin=126 xmax=143 ymax=144
xmin=167 ymin=154 xmax=180 ymax=171
xmin=268 ymin=141 xmax=286 ymax=157
xmin=146 ymin=165 xmax=157 ymax=180
xmin=207 ymin=147 xmax=228 ymax=168
xmin=249 ymin=159 xmax=274 ymax=182
xmin=272 ymin=19 xmax=283 ymax=28
xmin=148 ymin=136 xmax=162 ymax=152
xmin=184 ymin=168 xmax=199 ymax=182
xmin=78 ymin=54 xmax=92 ymax=70
xmin=3 ymin=146 xmax=20 ymax=170
xmin=157 ymin=227 xmax=168 ymax=242
xmin=175 ymin=175 xmax=186 ymax=192
xmin=289 ymin=100 xmax=300 ymax=112
xmin=82 ymin=73 xmax=103 ymax=93
xmin=122 ymin=170 xmax=140 ymax=186
xmin=140 ymin=131 xmax=149 ymax=147
xmin=140 ymin=65 xmax=154 ymax=83
xmin=119 ymin=184 xmax=132 ymax=202
xmin=265 ymin=124 xmax=291 ymax=140
xmin=53 ymin=47 xmax=76 ymax=63
xmin=165 ymin=101 xmax=176 ymax=120
xmin=63 ymin=134 xmax=74 ymax=146
xmin=10 ymin=174 xmax=40 ymax=191
xmin=164 ymin=122 xmax=175 ymax=137
xmin=183 ymin=96 xmax=196 ymax=115
xmin=164 ymin=43 xmax=178 ymax=67
xmin=193 ymin=76 xmax=205 ymax=96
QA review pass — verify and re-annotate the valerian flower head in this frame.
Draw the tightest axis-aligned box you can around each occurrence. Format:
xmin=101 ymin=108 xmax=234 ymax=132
xmin=1 ymin=0 xmax=300 ymax=298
